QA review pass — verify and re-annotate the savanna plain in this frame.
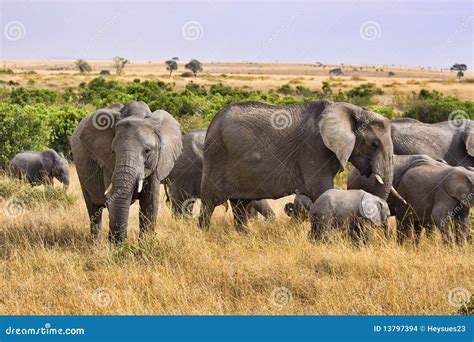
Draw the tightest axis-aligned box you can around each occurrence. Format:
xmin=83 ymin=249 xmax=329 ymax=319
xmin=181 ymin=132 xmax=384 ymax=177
xmin=0 ymin=60 xmax=473 ymax=315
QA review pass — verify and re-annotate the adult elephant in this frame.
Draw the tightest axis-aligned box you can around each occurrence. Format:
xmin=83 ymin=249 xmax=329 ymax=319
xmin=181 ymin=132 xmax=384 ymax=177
xmin=391 ymin=118 xmax=474 ymax=168
xmin=9 ymin=149 xmax=70 ymax=189
xmin=165 ymin=128 xmax=275 ymax=220
xmin=71 ymin=101 xmax=183 ymax=243
xmin=199 ymin=100 xmax=396 ymax=230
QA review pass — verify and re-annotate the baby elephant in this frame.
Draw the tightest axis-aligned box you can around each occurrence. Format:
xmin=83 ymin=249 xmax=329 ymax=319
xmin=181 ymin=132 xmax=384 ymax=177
xmin=9 ymin=149 xmax=70 ymax=189
xmin=311 ymin=189 xmax=391 ymax=243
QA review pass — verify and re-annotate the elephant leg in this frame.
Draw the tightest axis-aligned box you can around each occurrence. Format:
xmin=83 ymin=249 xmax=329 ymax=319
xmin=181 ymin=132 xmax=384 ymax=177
xmin=413 ymin=222 xmax=423 ymax=245
xmin=431 ymin=206 xmax=453 ymax=245
xmin=139 ymin=178 xmax=159 ymax=237
xmin=453 ymin=207 xmax=470 ymax=246
xmin=349 ymin=222 xmax=363 ymax=246
xmin=198 ymin=198 xmax=217 ymax=230
xmin=230 ymin=199 xmax=251 ymax=233
xmin=83 ymin=191 xmax=103 ymax=238
xmin=249 ymin=200 xmax=275 ymax=220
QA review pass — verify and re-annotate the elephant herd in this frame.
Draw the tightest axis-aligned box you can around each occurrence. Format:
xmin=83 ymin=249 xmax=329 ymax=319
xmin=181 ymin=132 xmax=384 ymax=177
xmin=7 ymin=100 xmax=474 ymax=246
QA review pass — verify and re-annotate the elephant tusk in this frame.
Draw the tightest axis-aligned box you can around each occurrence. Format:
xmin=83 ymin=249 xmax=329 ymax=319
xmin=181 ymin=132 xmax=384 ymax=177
xmin=137 ymin=179 xmax=143 ymax=193
xmin=390 ymin=186 xmax=407 ymax=205
xmin=374 ymin=174 xmax=384 ymax=185
xmin=104 ymin=183 xmax=113 ymax=196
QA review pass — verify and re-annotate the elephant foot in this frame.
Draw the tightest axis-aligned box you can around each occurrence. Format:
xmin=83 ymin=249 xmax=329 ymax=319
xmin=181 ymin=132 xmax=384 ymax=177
xmin=235 ymin=224 xmax=250 ymax=235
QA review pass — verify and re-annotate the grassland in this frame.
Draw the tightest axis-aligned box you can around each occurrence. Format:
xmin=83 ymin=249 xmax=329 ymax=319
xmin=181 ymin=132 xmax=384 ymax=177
xmin=1 ymin=167 xmax=472 ymax=315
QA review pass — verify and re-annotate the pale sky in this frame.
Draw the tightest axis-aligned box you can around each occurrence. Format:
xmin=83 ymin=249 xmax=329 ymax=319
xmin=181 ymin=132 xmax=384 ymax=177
xmin=0 ymin=0 xmax=472 ymax=68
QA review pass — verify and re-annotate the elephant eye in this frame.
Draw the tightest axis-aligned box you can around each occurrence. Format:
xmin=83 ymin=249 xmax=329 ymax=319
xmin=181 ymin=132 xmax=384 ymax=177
xmin=144 ymin=148 xmax=152 ymax=156
xmin=372 ymin=140 xmax=380 ymax=149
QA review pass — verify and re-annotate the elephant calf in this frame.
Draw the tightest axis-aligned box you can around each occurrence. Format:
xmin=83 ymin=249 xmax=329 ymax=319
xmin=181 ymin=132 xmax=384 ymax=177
xmin=9 ymin=149 xmax=70 ymax=189
xmin=395 ymin=160 xmax=474 ymax=245
xmin=311 ymin=189 xmax=391 ymax=243
xmin=165 ymin=128 xmax=275 ymax=223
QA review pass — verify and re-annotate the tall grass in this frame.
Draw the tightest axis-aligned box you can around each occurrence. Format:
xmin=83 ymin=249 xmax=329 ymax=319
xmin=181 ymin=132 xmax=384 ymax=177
xmin=0 ymin=168 xmax=472 ymax=315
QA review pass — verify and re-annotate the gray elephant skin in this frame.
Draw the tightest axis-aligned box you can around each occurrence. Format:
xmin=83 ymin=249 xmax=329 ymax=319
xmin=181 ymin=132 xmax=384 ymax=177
xmin=9 ymin=149 xmax=70 ymax=188
xmin=348 ymin=154 xmax=436 ymax=216
xmin=311 ymin=189 xmax=391 ymax=243
xmin=394 ymin=160 xmax=474 ymax=245
xmin=165 ymin=128 xmax=275 ymax=220
xmin=284 ymin=194 xmax=312 ymax=220
xmin=391 ymin=118 xmax=474 ymax=168
xmin=71 ymin=101 xmax=183 ymax=242
xmin=199 ymin=100 xmax=395 ymax=231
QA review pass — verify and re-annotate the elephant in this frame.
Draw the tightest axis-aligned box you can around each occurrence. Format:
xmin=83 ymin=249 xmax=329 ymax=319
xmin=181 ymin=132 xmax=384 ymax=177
xmin=71 ymin=101 xmax=183 ymax=243
xmin=391 ymin=118 xmax=474 ymax=168
xmin=394 ymin=160 xmax=474 ymax=245
xmin=199 ymin=100 xmax=397 ymax=231
xmin=347 ymin=154 xmax=438 ymax=216
xmin=311 ymin=189 xmax=391 ymax=243
xmin=9 ymin=149 xmax=70 ymax=189
xmin=284 ymin=194 xmax=312 ymax=220
xmin=165 ymin=128 xmax=275 ymax=220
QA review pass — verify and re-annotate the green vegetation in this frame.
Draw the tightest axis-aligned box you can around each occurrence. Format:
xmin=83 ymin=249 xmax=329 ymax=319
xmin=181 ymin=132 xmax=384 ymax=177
xmin=185 ymin=59 xmax=203 ymax=76
xmin=0 ymin=77 xmax=472 ymax=168
xmin=75 ymin=59 xmax=92 ymax=73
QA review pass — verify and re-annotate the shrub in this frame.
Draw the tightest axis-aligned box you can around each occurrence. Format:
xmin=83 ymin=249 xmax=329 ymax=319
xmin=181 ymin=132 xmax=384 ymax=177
xmin=0 ymin=69 xmax=14 ymax=74
xmin=99 ymin=70 xmax=111 ymax=75
xmin=367 ymin=105 xmax=400 ymax=120
xmin=403 ymin=90 xmax=474 ymax=123
xmin=181 ymin=72 xmax=194 ymax=78
xmin=9 ymin=87 xmax=59 ymax=106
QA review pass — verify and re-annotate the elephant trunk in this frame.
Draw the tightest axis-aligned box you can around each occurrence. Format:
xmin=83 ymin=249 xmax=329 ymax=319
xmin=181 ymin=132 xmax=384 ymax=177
xmin=108 ymin=154 xmax=141 ymax=243
xmin=371 ymin=150 xmax=394 ymax=200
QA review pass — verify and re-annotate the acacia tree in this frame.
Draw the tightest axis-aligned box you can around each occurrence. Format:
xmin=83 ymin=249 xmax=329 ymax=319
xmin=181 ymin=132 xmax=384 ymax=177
xmin=113 ymin=56 xmax=129 ymax=75
xmin=185 ymin=59 xmax=203 ymax=76
xmin=165 ymin=60 xmax=178 ymax=76
xmin=457 ymin=71 xmax=464 ymax=80
xmin=451 ymin=63 xmax=467 ymax=72
xmin=75 ymin=59 xmax=92 ymax=73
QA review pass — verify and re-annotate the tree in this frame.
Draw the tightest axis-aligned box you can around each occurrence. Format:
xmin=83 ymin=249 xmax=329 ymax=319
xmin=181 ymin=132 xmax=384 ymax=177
xmin=457 ymin=71 xmax=464 ymax=80
xmin=185 ymin=59 xmax=203 ymax=76
xmin=75 ymin=59 xmax=92 ymax=73
xmin=113 ymin=56 xmax=129 ymax=75
xmin=165 ymin=60 xmax=178 ymax=76
xmin=450 ymin=63 xmax=467 ymax=72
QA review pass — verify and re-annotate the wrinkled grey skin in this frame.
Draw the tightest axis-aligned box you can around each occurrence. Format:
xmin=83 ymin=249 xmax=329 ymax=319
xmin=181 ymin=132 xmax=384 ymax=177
xmin=199 ymin=100 xmax=394 ymax=231
xmin=395 ymin=160 xmax=474 ymax=245
xmin=284 ymin=194 xmax=312 ymax=220
xmin=9 ymin=149 xmax=70 ymax=189
xmin=165 ymin=128 xmax=275 ymax=221
xmin=348 ymin=154 xmax=437 ymax=216
xmin=391 ymin=118 xmax=474 ymax=168
xmin=71 ymin=101 xmax=183 ymax=243
xmin=311 ymin=189 xmax=391 ymax=243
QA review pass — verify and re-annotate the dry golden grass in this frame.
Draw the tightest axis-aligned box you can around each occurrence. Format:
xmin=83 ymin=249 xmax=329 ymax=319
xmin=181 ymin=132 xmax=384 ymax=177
xmin=1 ymin=166 xmax=472 ymax=315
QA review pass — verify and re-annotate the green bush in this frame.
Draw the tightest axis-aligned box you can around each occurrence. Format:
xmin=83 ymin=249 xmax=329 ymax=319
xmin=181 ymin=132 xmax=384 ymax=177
xmin=9 ymin=87 xmax=59 ymax=106
xmin=403 ymin=89 xmax=474 ymax=123
xmin=367 ymin=105 xmax=400 ymax=120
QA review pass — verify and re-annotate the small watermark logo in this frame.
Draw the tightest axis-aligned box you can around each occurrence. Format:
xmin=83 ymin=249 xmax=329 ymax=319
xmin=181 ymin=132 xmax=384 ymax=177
xmin=359 ymin=21 xmax=381 ymax=41
xmin=92 ymin=111 xmax=115 ymax=130
xmin=91 ymin=287 xmax=116 ymax=308
xmin=270 ymin=287 xmax=292 ymax=308
xmin=447 ymin=110 xmax=469 ymax=130
xmin=270 ymin=110 xmax=293 ymax=130
xmin=448 ymin=287 xmax=470 ymax=308
xmin=360 ymin=198 xmax=378 ymax=220
xmin=182 ymin=21 xmax=204 ymax=41
xmin=4 ymin=21 xmax=26 ymax=41
xmin=3 ymin=198 xmax=26 ymax=218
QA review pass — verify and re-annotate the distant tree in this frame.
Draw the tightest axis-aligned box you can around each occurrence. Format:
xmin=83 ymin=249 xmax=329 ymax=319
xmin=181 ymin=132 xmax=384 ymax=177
xmin=329 ymin=68 xmax=343 ymax=76
xmin=451 ymin=63 xmax=467 ymax=72
xmin=457 ymin=71 xmax=464 ymax=80
xmin=113 ymin=56 xmax=129 ymax=75
xmin=75 ymin=59 xmax=92 ymax=73
xmin=185 ymin=59 xmax=203 ymax=76
xmin=99 ymin=70 xmax=110 ymax=75
xmin=172 ymin=57 xmax=179 ymax=61
xmin=388 ymin=71 xmax=395 ymax=77
xmin=165 ymin=60 xmax=178 ymax=76
xmin=322 ymin=81 xmax=332 ymax=96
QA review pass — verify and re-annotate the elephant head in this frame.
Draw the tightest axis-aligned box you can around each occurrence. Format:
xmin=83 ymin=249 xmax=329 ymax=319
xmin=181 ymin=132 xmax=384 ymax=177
xmin=43 ymin=149 xmax=70 ymax=189
xmin=464 ymin=123 xmax=474 ymax=157
xmin=444 ymin=168 xmax=474 ymax=207
xmin=319 ymin=102 xmax=394 ymax=199
xmin=78 ymin=101 xmax=183 ymax=241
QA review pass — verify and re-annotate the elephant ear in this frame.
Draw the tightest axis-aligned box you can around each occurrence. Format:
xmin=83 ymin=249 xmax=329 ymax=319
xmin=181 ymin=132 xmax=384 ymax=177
xmin=444 ymin=169 xmax=472 ymax=202
xmin=318 ymin=103 xmax=356 ymax=171
xmin=464 ymin=123 xmax=474 ymax=157
xmin=359 ymin=192 xmax=383 ymax=226
xmin=40 ymin=149 xmax=59 ymax=173
xmin=148 ymin=110 xmax=184 ymax=180
xmin=77 ymin=108 xmax=121 ymax=173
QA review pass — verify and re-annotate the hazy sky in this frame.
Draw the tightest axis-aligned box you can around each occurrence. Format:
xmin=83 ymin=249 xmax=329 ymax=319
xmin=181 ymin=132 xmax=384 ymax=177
xmin=0 ymin=0 xmax=472 ymax=68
